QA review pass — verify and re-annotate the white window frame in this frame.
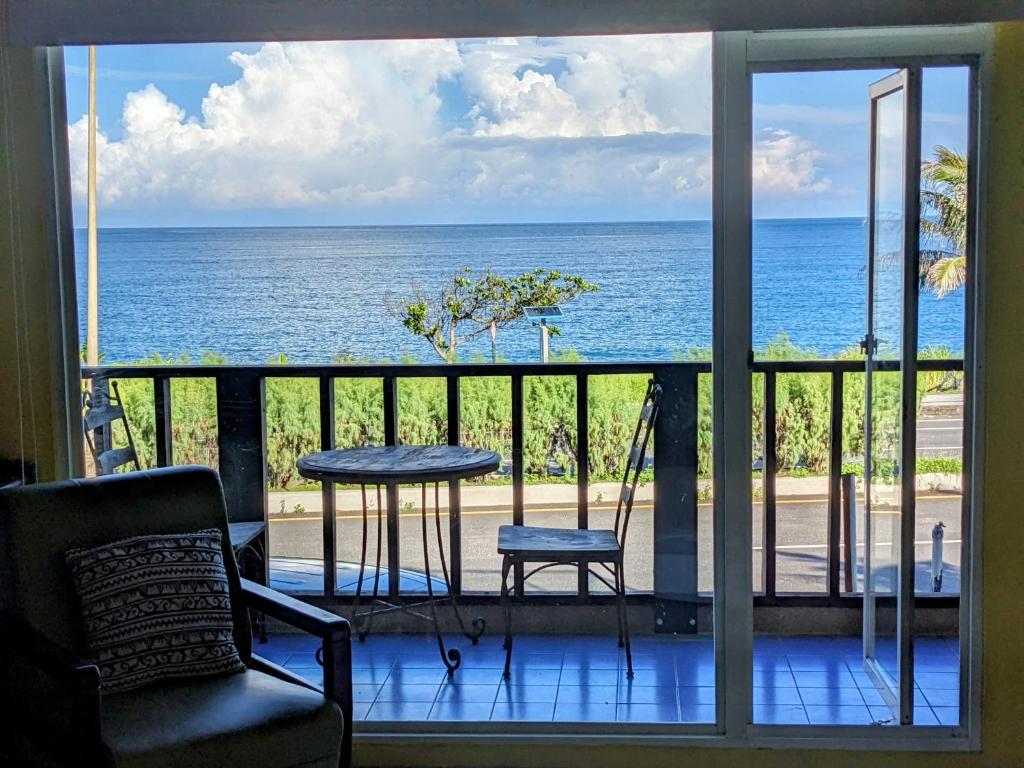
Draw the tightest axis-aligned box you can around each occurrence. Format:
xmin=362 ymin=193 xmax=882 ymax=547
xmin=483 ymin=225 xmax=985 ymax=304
xmin=31 ymin=17 xmax=989 ymax=754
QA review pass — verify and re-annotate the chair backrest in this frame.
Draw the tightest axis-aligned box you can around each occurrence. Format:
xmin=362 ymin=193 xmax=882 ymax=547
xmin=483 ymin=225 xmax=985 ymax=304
xmin=613 ymin=379 xmax=662 ymax=550
xmin=83 ymin=379 xmax=142 ymax=475
xmin=0 ymin=466 xmax=253 ymax=663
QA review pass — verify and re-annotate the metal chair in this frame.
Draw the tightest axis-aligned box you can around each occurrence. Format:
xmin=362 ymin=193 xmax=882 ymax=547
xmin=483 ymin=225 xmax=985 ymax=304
xmin=82 ymin=379 xmax=269 ymax=638
xmin=82 ymin=379 xmax=141 ymax=475
xmin=497 ymin=379 xmax=662 ymax=679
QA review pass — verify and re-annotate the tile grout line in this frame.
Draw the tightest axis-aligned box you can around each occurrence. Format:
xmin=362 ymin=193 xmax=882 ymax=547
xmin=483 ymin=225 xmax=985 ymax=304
xmin=674 ymin=647 xmax=683 ymax=724
xmin=843 ymin=657 xmax=874 ymax=722
xmin=785 ymin=652 xmax=811 ymax=725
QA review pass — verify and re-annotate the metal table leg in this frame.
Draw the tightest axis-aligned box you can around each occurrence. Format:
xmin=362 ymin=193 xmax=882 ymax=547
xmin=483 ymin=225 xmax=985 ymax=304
xmin=420 ymin=483 xmax=461 ymax=674
xmin=430 ymin=482 xmax=486 ymax=643
xmin=350 ymin=484 xmax=385 ymax=642
xmin=344 ymin=480 xmax=485 ymax=675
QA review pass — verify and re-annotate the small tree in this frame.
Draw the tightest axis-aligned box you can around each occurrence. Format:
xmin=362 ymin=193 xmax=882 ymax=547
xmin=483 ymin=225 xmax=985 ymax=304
xmin=387 ymin=268 xmax=598 ymax=362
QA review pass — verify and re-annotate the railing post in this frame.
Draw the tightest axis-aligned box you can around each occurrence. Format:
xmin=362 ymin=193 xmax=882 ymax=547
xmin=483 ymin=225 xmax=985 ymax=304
xmin=320 ymin=377 xmax=337 ymax=597
xmin=576 ymin=373 xmax=589 ymax=598
xmin=153 ymin=376 xmax=173 ymax=467
xmin=92 ymin=376 xmax=112 ymax=456
xmin=763 ymin=371 xmax=777 ymax=597
xmin=511 ymin=374 xmax=525 ymax=594
xmin=383 ymin=376 xmax=400 ymax=599
xmin=216 ymin=372 xmax=267 ymax=535
xmin=653 ymin=365 xmax=699 ymax=633
xmin=446 ymin=375 xmax=462 ymax=595
xmin=842 ymin=472 xmax=857 ymax=594
xmin=828 ymin=372 xmax=844 ymax=597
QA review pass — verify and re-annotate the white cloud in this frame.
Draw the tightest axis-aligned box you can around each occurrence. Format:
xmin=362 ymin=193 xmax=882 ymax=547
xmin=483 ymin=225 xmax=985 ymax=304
xmin=70 ymin=40 xmax=463 ymax=210
xmin=752 ymin=128 xmax=831 ymax=195
xmin=71 ymin=34 xmax=835 ymax=220
xmin=461 ymin=35 xmax=711 ymax=138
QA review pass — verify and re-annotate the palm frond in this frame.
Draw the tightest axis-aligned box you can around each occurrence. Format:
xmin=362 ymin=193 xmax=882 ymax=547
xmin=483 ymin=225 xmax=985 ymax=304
xmin=920 ymin=146 xmax=968 ymax=297
xmin=925 ymin=256 xmax=967 ymax=298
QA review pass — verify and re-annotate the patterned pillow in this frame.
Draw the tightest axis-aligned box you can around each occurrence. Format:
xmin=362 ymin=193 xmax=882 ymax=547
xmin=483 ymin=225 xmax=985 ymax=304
xmin=65 ymin=528 xmax=245 ymax=694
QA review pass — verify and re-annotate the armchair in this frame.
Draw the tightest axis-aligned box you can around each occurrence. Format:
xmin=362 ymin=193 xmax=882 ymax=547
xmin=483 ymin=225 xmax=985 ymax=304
xmin=0 ymin=466 xmax=352 ymax=768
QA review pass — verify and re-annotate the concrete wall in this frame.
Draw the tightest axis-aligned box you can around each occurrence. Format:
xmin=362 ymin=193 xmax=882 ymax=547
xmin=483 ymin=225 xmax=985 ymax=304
xmin=0 ymin=10 xmax=1021 ymax=766
xmin=0 ymin=39 xmax=74 ymax=482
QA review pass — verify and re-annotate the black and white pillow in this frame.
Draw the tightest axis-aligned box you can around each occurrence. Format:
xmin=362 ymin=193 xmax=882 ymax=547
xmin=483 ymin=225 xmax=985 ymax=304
xmin=65 ymin=528 xmax=245 ymax=694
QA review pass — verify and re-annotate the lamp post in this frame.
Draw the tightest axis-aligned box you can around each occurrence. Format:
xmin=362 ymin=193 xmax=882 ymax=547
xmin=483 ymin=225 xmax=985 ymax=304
xmin=86 ymin=46 xmax=99 ymax=369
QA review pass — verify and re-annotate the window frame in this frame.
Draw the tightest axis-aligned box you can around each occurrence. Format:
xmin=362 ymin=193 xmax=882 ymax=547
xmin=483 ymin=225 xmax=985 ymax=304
xmin=34 ymin=19 xmax=989 ymax=752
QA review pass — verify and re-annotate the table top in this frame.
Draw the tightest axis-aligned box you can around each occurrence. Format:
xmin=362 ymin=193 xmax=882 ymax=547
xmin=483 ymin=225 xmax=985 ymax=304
xmin=296 ymin=445 xmax=501 ymax=485
xmin=227 ymin=521 xmax=266 ymax=552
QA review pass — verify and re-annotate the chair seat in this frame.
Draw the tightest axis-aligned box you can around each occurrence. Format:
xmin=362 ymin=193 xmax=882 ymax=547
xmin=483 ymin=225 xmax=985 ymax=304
xmin=100 ymin=669 xmax=342 ymax=768
xmin=497 ymin=524 xmax=621 ymax=559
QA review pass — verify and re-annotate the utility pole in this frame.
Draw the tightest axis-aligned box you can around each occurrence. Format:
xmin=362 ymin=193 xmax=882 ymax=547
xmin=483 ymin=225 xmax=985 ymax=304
xmin=86 ymin=45 xmax=99 ymax=368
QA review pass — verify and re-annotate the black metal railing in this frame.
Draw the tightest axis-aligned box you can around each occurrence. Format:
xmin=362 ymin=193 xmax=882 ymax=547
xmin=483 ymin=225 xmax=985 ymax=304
xmin=82 ymin=361 xmax=705 ymax=631
xmin=81 ymin=357 xmax=963 ymax=621
xmin=752 ymin=357 xmax=964 ymax=605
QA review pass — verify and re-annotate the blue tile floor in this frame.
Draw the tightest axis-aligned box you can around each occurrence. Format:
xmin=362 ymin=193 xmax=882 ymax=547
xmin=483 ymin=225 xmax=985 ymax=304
xmin=257 ymin=632 xmax=959 ymax=726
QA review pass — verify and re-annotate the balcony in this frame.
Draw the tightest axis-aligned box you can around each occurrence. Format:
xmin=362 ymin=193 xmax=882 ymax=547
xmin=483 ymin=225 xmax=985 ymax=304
xmin=80 ymin=356 xmax=963 ymax=727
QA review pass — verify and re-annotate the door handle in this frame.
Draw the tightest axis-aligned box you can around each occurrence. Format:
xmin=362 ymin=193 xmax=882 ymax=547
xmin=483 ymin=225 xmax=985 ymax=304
xmin=860 ymin=334 xmax=878 ymax=355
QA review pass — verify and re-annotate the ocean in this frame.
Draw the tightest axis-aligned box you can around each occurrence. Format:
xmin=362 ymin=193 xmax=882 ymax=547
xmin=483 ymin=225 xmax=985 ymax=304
xmin=73 ymin=218 xmax=964 ymax=364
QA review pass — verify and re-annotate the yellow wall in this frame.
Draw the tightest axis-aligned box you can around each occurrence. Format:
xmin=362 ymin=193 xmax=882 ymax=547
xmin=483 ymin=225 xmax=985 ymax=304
xmin=0 ymin=14 xmax=1021 ymax=768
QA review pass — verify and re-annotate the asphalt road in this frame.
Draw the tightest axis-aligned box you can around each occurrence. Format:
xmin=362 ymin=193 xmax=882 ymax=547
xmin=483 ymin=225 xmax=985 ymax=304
xmin=266 ymin=492 xmax=963 ymax=596
xmin=916 ymin=394 xmax=964 ymax=458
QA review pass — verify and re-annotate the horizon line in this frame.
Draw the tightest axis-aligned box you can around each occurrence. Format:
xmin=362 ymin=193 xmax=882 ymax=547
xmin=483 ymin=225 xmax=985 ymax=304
xmin=73 ymin=214 xmax=866 ymax=231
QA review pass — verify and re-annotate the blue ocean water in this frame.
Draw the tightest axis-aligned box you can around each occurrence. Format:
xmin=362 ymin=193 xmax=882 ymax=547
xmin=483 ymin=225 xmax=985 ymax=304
xmin=73 ymin=218 xmax=964 ymax=364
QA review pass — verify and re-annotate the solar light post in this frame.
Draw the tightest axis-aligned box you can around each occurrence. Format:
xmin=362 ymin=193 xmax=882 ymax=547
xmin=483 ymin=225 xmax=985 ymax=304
xmin=523 ymin=306 xmax=563 ymax=363
xmin=931 ymin=521 xmax=946 ymax=592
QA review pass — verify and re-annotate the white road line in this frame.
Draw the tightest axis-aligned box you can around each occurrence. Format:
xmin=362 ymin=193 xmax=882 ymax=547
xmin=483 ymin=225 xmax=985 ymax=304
xmin=267 ymin=494 xmax=963 ymax=524
xmin=754 ymin=539 xmax=963 ymax=552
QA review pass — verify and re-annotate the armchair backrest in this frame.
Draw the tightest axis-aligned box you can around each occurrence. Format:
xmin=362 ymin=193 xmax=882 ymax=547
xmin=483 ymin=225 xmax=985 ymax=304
xmin=0 ymin=466 xmax=253 ymax=663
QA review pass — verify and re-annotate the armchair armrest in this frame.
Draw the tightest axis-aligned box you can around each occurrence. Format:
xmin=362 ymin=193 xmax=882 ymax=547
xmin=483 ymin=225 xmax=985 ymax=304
xmin=239 ymin=578 xmax=351 ymax=639
xmin=238 ymin=579 xmax=352 ymax=768
xmin=1 ymin=613 xmax=102 ymax=765
xmin=2 ymin=613 xmax=101 ymax=686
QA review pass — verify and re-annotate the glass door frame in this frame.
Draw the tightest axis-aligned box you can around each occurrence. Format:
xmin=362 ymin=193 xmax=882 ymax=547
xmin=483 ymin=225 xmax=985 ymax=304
xmin=862 ymin=66 xmax=921 ymax=725
xmin=720 ymin=25 xmax=989 ymax=748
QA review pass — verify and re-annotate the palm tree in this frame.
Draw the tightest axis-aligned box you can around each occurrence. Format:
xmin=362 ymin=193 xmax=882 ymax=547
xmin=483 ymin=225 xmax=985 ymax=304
xmin=920 ymin=145 xmax=967 ymax=298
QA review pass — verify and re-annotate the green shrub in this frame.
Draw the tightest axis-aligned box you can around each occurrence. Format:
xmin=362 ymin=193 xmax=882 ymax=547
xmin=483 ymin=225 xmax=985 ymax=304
xmin=97 ymin=337 xmax=959 ymax=490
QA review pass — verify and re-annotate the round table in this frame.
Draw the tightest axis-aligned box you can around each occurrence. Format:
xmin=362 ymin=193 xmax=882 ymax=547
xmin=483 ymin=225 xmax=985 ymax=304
xmin=297 ymin=445 xmax=500 ymax=674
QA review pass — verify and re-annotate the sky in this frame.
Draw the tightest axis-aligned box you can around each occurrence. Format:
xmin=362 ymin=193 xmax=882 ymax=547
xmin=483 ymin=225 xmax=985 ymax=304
xmin=63 ymin=37 xmax=969 ymax=228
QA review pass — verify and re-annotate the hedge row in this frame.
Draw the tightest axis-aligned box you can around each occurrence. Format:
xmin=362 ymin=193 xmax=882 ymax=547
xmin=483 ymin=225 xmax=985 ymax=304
xmin=102 ymin=339 xmax=959 ymax=490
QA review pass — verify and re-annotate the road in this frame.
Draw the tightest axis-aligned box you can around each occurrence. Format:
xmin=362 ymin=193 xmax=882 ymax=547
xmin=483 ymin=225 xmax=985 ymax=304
xmin=916 ymin=393 xmax=963 ymax=458
xmin=265 ymin=492 xmax=963 ymax=596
